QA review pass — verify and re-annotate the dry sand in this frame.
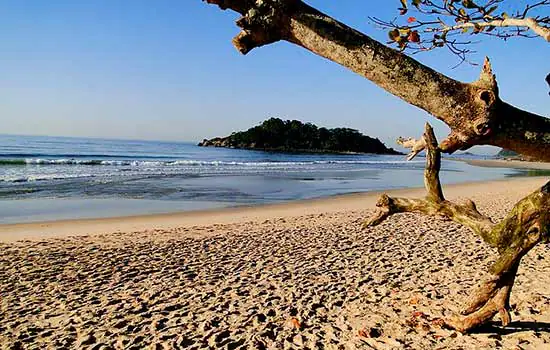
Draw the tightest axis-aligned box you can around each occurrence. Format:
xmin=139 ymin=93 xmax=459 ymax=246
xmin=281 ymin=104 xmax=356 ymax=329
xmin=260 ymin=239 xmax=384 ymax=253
xmin=1 ymin=177 xmax=550 ymax=349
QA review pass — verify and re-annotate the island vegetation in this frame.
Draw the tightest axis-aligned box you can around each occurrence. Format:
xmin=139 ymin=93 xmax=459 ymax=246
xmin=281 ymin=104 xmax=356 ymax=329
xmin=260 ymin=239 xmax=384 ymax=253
xmin=198 ymin=117 xmax=401 ymax=155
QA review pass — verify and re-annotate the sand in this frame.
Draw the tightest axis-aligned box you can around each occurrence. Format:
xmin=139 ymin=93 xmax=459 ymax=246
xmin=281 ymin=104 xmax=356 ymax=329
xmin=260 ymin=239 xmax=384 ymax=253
xmin=1 ymin=176 xmax=550 ymax=349
xmin=463 ymin=159 xmax=550 ymax=171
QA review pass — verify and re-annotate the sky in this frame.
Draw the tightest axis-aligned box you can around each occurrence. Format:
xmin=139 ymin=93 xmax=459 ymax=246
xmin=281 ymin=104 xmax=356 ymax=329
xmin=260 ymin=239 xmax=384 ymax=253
xmin=0 ymin=1 xmax=548 ymax=153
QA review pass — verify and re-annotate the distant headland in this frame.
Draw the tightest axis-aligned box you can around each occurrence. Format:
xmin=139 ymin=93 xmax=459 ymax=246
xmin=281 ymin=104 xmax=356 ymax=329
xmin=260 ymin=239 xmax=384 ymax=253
xmin=198 ymin=118 xmax=401 ymax=155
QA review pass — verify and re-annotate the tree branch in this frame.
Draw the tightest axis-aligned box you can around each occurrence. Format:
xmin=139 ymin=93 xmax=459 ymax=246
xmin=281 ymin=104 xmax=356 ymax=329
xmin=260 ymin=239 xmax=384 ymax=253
xmin=423 ymin=124 xmax=444 ymax=202
xmin=396 ymin=135 xmax=426 ymax=161
xmin=436 ymin=17 xmax=550 ymax=42
xmin=204 ymin=0 xmax=550 ymax=161
xmin=364 ymin=124 xmax=550 ymax=332
xmin=446 ymin=181 xmax=549 ymax=332
xmin=364 ymin=123 xmax=496 ymax=244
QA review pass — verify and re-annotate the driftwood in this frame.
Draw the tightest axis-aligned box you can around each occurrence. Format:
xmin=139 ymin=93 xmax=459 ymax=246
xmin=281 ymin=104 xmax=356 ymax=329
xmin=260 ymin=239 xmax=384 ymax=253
xmin=366 ymin=123 xmax=549 ymax=332
xmin=203 ymin=0 xmax=550 ymax=332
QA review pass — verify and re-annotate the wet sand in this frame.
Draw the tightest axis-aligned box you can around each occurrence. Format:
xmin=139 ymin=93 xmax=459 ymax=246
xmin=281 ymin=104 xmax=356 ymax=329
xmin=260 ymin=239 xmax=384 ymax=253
xmin=1 ymin=177 xmax=550 ymax=349
xmin=463 ymin=159 xmax=550 ymax=171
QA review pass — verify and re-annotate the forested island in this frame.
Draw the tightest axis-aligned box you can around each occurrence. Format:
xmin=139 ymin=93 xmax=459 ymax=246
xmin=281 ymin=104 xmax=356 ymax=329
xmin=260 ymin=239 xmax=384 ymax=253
xmin=198 ymin=118 xmax=401 ymax=155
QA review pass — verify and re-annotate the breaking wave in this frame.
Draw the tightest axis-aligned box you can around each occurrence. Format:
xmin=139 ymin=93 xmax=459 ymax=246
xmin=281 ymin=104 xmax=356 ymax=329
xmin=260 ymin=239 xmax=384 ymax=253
xmin=0 ymin=158 xmax=421 ymax=167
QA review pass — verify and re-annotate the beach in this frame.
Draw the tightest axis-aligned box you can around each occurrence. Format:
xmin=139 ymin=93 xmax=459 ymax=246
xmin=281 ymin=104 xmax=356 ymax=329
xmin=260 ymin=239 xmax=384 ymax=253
xmin=2 ymin=176 xmax=550 ymax=349
xmin=0 ymin=135 xmax=531 ymax=226
xmin=2 ymin=0 xmax=548 ymax=347
xmin=463 ymin=159 xmax=550 ymax=171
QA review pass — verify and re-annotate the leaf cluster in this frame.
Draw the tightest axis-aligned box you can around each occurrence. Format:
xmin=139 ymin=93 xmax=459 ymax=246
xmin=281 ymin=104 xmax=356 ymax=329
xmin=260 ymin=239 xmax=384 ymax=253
xmin=372 ymin=0 xmax=550 ymax=64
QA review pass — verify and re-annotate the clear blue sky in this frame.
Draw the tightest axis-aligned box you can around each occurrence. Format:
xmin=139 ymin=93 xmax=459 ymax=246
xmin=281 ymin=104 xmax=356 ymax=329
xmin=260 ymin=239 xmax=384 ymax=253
xmin=1 ymin=1 xmax=548 ymax=152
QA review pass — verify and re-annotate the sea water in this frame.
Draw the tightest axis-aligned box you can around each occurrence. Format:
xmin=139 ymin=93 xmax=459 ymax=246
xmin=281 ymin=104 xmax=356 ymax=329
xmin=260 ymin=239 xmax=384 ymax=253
xmin=0 ymin=134 xmax=524 ymax=224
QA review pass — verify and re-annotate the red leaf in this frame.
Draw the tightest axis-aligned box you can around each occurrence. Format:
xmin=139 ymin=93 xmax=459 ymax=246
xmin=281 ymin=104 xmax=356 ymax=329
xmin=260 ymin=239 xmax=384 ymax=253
xmin=407 ymin=16 xmax=417 ymax=23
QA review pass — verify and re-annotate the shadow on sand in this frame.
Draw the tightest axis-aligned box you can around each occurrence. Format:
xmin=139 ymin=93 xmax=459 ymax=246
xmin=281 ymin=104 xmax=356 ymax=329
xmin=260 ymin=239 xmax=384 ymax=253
xmin=471 ymin=321 xmax=550 ymax=335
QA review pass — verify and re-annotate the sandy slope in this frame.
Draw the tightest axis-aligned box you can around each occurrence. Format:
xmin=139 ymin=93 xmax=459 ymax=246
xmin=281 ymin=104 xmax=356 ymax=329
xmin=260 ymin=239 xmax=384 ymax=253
xmin=1 ymin=177 xmax=550 ymax=349
xmin=463 ymin=159 xmax=550 ymax=171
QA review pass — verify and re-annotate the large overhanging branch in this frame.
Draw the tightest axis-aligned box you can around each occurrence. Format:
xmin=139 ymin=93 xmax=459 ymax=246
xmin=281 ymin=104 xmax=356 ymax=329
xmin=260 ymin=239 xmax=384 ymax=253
xmin=204 ymin=0 xmax=550 ymax=161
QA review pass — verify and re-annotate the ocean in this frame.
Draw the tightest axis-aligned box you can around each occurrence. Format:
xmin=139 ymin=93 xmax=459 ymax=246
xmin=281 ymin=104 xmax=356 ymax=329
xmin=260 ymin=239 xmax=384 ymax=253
xmin=0 ymin=134 xmax=526 ymax=224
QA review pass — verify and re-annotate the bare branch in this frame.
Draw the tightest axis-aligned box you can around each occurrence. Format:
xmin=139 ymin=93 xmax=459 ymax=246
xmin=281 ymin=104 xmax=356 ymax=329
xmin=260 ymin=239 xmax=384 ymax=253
xmin=365 ymin=124 xmax=550 ymax=333
xmin=396 ymin=136 xmax=426 ymax=160
xmin=371 ymin=0 xmax=550 ymax=62
xmin=365 ymin=124 xmax=495 ymax=243
xmin=435 ymin=17 xmax=550 ymax=42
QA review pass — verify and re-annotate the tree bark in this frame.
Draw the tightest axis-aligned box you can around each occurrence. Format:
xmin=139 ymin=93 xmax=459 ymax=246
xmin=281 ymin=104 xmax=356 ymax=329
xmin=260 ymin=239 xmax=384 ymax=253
xmin=365 ymin=124 xmax=550 ymax=333
xmin=204 ymin=0 xmax=550 ymax=161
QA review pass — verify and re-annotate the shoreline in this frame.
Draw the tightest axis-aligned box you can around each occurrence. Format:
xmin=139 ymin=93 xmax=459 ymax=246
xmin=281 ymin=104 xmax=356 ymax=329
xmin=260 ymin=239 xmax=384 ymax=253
xmin=1 ymin=156 xmax=544 ymax=229
xmin=1 ymin=175 xmax=547 ymax=243
xmin=460 ymin=158 xmax=550 ymax=170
